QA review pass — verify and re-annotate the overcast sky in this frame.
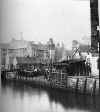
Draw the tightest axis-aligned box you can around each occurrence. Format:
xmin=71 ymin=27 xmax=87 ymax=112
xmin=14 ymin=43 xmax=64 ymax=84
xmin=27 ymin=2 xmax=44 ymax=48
xmin=98 ymin=0 xmax=100 ymax=27
xmin=0 ymin=0 xmax=91 ymax=49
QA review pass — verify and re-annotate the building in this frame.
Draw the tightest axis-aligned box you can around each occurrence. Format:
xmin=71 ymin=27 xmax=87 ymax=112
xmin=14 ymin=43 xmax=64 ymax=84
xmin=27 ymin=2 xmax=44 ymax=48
xmin=0 ymin=43 xmax=10 ymax=66
xmin=29 ymin=42 xmax=50 ymax=64
xmin=55 ymin=43 xmax=63 ymax=62
xmin=8 ymin=38 xmax=29 ymax=57
xmin=47 ymin=38 xmax=56 ymax=63
xmin=0 ymin=38 xmax=57 ymax=67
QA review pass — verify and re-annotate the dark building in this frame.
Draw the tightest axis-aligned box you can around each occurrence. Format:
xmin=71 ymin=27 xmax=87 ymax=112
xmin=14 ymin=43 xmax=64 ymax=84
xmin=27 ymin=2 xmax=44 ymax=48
xmin=90 ymin=0 xmax=99 ymax=53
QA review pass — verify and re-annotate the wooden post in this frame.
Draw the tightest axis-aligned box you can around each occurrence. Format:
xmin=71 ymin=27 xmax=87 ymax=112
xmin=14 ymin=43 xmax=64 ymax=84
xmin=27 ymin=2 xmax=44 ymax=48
xmin=93 ymin=79 xmax=96 ymax=95
xmin=84 ymin=78 xmax=87 ymax=94
xmin=75 ymin=78 xmax=79 ymax=93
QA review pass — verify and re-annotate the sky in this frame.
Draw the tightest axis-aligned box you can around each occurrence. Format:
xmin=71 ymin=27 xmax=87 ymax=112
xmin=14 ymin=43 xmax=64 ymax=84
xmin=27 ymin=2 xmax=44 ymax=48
xmin=0 ymin=0 xmax=91 ymax=49
xmin=98 ymin=0 xmax=100 ymax=28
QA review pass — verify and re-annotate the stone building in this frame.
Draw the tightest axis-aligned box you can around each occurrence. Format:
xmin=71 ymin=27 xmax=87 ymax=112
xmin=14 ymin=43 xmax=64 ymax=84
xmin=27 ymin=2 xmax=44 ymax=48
xmin=29 ymin=41 xmax=50 ymax=64
xmin=0 ymin=38 xmax=56 ymax=67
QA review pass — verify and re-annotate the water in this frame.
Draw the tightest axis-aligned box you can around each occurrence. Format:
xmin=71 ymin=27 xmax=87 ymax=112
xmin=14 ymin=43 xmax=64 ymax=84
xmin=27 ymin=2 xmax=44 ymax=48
xmin=0 ymin=77 xmax=100 ymax=112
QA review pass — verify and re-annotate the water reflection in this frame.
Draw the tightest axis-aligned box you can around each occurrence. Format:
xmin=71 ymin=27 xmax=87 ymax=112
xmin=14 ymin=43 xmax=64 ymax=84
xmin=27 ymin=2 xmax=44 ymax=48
xmin=0 ymin=80 xmax=100 ymax=112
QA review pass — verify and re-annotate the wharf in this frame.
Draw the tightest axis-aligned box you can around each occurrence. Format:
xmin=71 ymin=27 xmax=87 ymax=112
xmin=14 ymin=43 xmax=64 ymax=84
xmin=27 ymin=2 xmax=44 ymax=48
xmin=1 ymin=70 xmax=99 ymax=96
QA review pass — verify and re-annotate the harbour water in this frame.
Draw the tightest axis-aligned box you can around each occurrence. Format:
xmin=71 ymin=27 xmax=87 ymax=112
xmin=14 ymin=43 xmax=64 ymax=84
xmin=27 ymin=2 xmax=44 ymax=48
xmin=0 ymin=74 xmax=100 ymax=112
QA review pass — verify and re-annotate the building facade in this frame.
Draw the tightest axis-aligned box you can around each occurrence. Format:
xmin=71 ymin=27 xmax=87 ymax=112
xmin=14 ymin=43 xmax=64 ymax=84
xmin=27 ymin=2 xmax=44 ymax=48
xmin=0 ymin=38 xmax=56 ymax=66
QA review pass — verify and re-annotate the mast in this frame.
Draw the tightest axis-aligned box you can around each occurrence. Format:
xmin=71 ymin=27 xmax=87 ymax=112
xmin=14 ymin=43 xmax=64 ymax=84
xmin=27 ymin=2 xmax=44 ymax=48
xmin=90 ymin=0 xmax=100 ymax=91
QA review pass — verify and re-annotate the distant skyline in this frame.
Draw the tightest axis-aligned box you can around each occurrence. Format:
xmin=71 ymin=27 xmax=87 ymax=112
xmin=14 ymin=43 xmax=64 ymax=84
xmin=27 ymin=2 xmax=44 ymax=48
xmin=0 ymin=0 xmax=91 ymax=49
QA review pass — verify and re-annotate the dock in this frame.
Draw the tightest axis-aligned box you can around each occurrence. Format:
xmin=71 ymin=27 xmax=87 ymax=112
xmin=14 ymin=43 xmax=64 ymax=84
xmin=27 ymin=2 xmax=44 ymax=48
xmin=1 ymin=70 xmax=99 ymax=96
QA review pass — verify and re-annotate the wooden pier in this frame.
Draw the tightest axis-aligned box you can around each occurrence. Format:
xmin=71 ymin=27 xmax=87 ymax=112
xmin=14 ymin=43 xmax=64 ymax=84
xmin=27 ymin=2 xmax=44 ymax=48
xmin=1 ymin=70 xmax=99 ymax=96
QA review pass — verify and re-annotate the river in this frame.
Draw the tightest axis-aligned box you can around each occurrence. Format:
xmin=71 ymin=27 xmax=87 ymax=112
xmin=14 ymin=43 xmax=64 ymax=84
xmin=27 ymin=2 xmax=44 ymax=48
xmin=0 ymin=75 xmax=100 ymax=112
